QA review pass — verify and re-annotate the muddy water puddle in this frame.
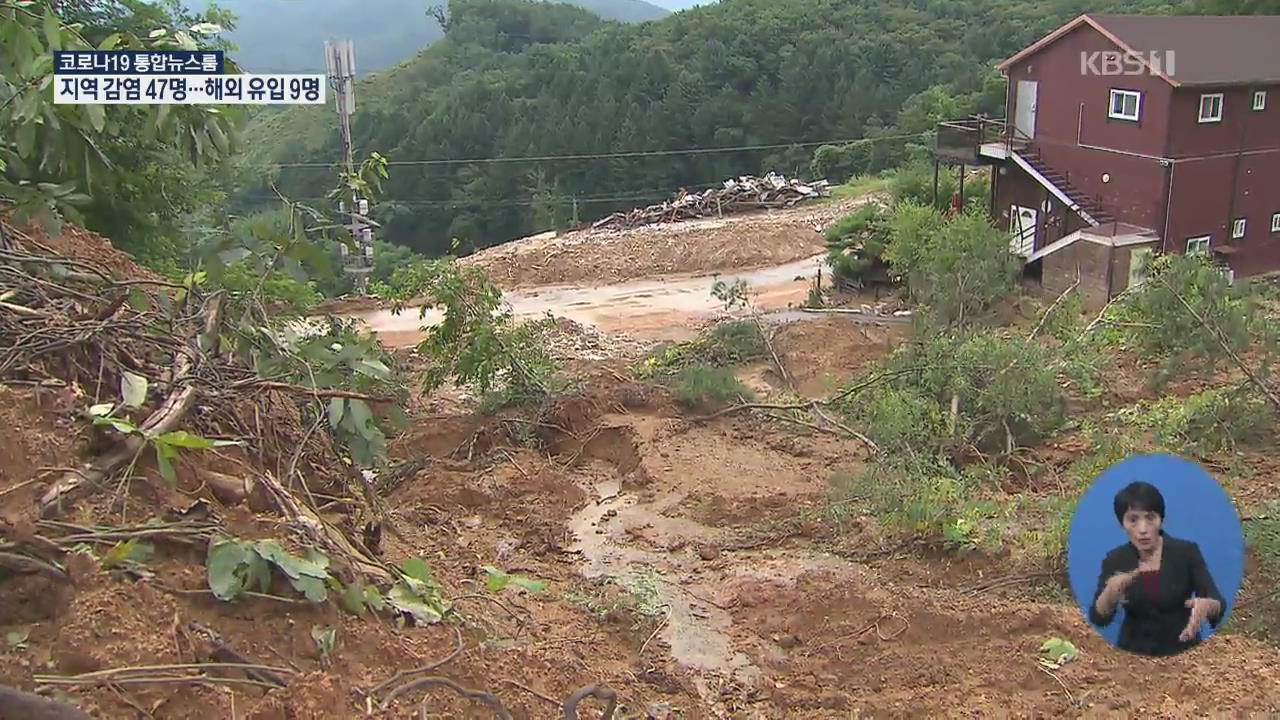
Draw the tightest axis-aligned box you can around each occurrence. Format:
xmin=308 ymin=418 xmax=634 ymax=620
xmin=566 ymin=474 xmax=871 ymax=708
xmin=567 ymin=478 xmax=758 ymax=682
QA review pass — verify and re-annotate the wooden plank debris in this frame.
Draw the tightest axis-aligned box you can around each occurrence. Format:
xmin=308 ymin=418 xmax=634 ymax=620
xmin=591 ymin=173 xmax=830 ymax=231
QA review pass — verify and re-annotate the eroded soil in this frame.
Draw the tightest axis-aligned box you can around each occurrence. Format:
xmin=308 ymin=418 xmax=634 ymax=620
xmin=5 ymin=209 xmax=1280 ymax=719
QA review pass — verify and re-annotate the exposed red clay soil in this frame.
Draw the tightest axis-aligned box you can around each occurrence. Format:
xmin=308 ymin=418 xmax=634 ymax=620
xmin=6 ymin=213 xmax=1280 ymax=719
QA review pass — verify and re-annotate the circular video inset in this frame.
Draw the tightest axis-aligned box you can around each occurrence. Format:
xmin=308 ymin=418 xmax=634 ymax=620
xmin=1066 ymin=453 xmax=1244 ymax=657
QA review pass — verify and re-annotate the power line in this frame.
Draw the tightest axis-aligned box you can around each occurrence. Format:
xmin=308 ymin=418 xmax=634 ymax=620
xmin=242 ymin=190 xmax=722 ymax=209
xmin=249 ymin=131 xmax=933 ymax=169
xmin=239 ymin=179 xmax=749 ymax=208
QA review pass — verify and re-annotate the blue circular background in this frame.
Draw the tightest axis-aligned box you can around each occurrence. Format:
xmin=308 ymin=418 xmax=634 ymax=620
xmin=1066 ymin=453 xmax=1245 ymax=649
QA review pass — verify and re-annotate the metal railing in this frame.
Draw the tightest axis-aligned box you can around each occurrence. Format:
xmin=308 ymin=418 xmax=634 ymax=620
xmin=935 ymin=116 xmax=1031 ymax=162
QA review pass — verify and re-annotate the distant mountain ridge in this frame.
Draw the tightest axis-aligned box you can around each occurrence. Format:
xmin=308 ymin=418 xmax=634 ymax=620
xmin=188 ymin=0 xmax=670 ymax=74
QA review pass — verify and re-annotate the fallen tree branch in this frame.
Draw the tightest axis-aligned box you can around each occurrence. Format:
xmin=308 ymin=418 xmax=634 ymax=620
xmin=34 ymin=674 xmax=283 ymax=691
xmin=1074 ymin=286 xmax=1133 ymax=341
xmin=187 ymin=620 xmax=290 ymax=688
xmin=1027 ymin=275 xmax=1079 ymax=341
xmin=812 ymin=404 xmax=880 ymax=455
xmin=36 ymin=292 xmax=226 ymax=518
xmin=502 ymin=680 xmax=560 ymax=707
xmin=0 ymin=684 xmax=93 ymax=720
xmin=230 ymin=380 xmax=395 ymax=403
xmin=256 ymin=471 xmax=393 ymax=584
xmin=368 ymin=624 xmax=465 ymax=697
xmin=0 ymin=551 xmax=70 ymax=582
xmin=1157 ymin=276 xmax=1280 ymax=412
xmin=393 ymin=677 xmax=513 ymax=719
xmin=754 ymin=315 xmax=791 ymax=391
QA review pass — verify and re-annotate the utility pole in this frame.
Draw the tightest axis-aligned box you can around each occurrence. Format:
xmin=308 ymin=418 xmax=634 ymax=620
xmin=325 ymin=39 xmax=373 ymax=294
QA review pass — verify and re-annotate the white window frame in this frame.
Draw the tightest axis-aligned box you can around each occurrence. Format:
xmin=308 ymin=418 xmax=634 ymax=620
xmin=1199 ymin=93 xmax=1224 ymax=123
xmin=1232 ymin=218 xmax=1247 ymax=239
xmin=1108 ymin=89 xmax=1142 ymax=121
xmin=1254 ymin=90 xmax=1268 ymax=111
xmin=1186 ymin=235 xmax=1211 ymax=255
xmin=1271 ymin=212 xmax=1280 ymax=233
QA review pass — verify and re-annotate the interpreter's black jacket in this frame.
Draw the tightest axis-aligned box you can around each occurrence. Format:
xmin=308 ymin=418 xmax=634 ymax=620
xmin=1089 ymin=533 xmax=1225 ymax=656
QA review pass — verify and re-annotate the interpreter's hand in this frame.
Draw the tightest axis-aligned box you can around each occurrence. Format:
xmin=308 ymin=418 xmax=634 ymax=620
xmin=1180 ymin=597 xmax=1219 ymax=642
xmin=1104 ymin=569 xmax=1140 ymax=597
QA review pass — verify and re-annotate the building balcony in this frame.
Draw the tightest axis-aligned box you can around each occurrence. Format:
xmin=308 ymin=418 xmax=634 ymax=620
xmin=935 ymin=117 xmax=1029 ymax=165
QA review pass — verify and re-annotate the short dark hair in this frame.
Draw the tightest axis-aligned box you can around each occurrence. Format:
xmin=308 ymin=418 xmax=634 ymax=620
xmin=1113 ymin=481 xmax=1165 ymax=524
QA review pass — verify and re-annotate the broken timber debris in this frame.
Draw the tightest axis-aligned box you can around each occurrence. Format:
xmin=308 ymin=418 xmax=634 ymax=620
xmin=590 ymin=173 xmax=830 ymax=231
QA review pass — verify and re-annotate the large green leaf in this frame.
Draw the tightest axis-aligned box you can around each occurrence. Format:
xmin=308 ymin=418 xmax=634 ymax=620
xmin=481 ymin=566 xmax=548 ymax=594
xmin=207 ymin=538 xmax=254 ymax=600
xmin=42 ymin=8 xmax=61 ymax=51
xmin=340 ymin=581 xmax=369 ymax=617
xmin=152 ymin=430 xmax=224 ymax=450
xmin=84 ymin=103 xmax=105 ymax=134
xmin=353 ymin=358 xmax=392 ymax=380
xmin=207 ymin=119 xmax=229 ymax=155
xmin=154 ymin=442 xmax=177 ymax=482
xmin=387 ymin=584 xmax=444 ymax=625
xmin=347 ymin=399 xmax=374 ymax=433
xmin=101 ymin=539 xmax=154 ymax=569
xmin=327 ymin=397 xmax=346 ymax=428
xmin=120 ymin=371 xmax=148 ymax=408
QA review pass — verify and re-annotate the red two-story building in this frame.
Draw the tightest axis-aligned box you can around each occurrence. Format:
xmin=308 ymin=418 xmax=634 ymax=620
xmin=937 ymin=13 xmax=1280 ymax=306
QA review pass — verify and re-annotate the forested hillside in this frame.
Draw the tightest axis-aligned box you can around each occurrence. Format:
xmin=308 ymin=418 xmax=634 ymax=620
xmin=242 ymin=0 xmax=1198 ymax=257
xmin=188 ymin=0 xmax=670 ymax=74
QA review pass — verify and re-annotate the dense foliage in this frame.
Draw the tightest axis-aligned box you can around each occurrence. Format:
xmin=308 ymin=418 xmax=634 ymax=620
xmin=1 ymin=0 xmax=241 ymax=245
xmin=244 ymin=0 xmax=1193 ymax=258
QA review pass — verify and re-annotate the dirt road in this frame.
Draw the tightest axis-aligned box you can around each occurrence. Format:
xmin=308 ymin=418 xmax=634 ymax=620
xmin=462 ymin=194 xmax=877 ymax=290
xmin=356 ymin=254 xmax=828 ymax=347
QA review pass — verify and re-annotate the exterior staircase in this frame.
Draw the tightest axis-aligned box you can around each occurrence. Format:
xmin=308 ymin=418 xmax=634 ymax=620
xmin=1015 ymin=148 xmax=1116 ymax=226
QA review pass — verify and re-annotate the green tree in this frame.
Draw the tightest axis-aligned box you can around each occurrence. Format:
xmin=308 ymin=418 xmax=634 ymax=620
xmin=1 ymin=0 xmax=242 ymax=244
xmin=884 ymin=205 xmax=1021 ymax=328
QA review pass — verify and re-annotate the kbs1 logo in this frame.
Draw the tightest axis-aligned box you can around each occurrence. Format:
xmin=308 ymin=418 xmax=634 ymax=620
xmin=1080 ymin=50 xmax=1176 ymax=77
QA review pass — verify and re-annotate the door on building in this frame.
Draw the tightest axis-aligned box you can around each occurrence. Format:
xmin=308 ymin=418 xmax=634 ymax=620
xmin=1128 ymin=247 xmax=1153 ymax=288
xmin=1010 ymin=205 xmax=1037 ymax=256
xmin=1015 ymin=81 xmax=1038 ymax=139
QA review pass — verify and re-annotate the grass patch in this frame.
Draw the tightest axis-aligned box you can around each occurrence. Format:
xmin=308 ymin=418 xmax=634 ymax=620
xmin=668 ymin=363 xmax=753 ymax=410
xmin=1232 ymin=503 xmax=1280 ymax=641
xmin=828 ymin=173 xmax=891 ymax=200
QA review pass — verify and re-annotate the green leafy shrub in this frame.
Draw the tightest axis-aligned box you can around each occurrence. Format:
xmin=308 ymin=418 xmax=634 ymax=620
xmin=836 ymin=457 xmax=1006 ymax=552
xmin=884 ymin=205 xmax=1021 ymax=329
xmin=1111 ymin=253 xmax=1278 ymax=384
xmin=379 ymin=258 xmax=558 ymax=407
xmin=837 ymin=330 xmax=1073 ymax=454
xmin=633 ymin=320 xmax=764 ymax=379
xmin=1112 ymin=387 xmax=1274 ymax=454
xmin=235 ymin=316 xmax=404 ymax=467
xmin=834 ymin=384 xmax=944 ymax=455
xmin=668 ymin=363 xmax=752 ymax=410
xmin=207 ymin=536 xmax=334 ymax=603
xmin=823 ymin=204 xmax=896 ymax=289
xmin=889 ymin=160 xmax=989 ymax=211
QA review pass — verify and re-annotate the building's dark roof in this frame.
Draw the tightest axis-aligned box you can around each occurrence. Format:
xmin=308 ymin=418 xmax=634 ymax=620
xmin=1000 ymin=13 xmax=1280 ymax=87
xmin=1092 ymin=14 xmax=1280 ymax=86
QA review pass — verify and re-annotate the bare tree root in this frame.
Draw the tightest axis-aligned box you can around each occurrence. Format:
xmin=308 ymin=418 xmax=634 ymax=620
xmin=368 ymin=624 xmax=465 ymax=697
xmin=376 ymin=675 xmax=513 ymax=719
xmin=562 ymin=684 xmax=618 ymax=720
xmin=256 ymin=472 xmax=393 ymax=584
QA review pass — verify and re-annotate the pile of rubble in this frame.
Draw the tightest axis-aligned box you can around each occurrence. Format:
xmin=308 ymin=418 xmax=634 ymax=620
xmin=591 ymin=173 xmax=830 ymax=231
xmin=545 ymin=317 xmax=652 ymax=362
